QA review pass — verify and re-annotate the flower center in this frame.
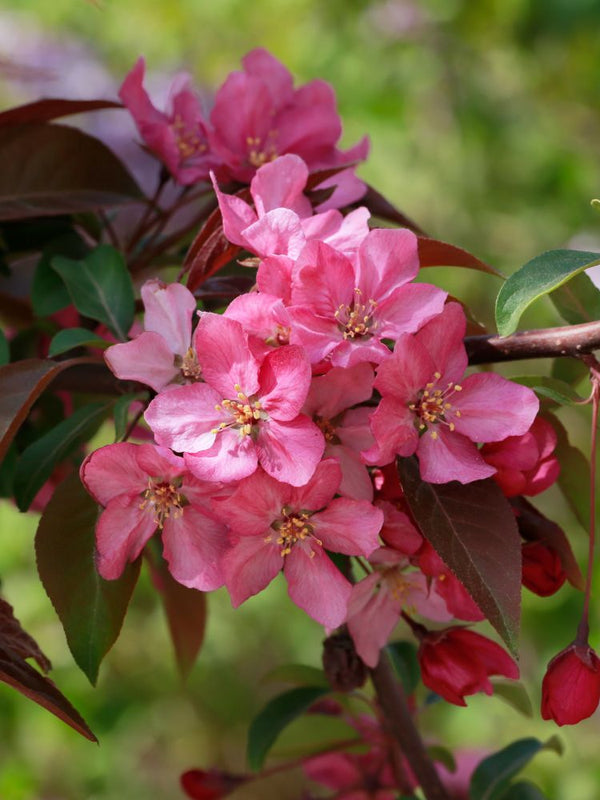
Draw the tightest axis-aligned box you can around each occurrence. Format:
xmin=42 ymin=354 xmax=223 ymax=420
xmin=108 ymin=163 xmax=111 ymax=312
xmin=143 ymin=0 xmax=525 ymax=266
xmin=246 ymin=133 xmax=278 ymax=168
xmin=265 ymin=324 xmax=291 ymax=347
xmin=177 ymin=347 xmax=202 ymax=381
xmin=140 ymin=478 xmax=184 ymax=528
xmin=408 ymin=372 xmax=462 ymax=439
xmin=314 ymin=415 xmax=337 ymax=443
xmin=212 ymin=384 xmax=267 ymax=437
xmin=335 ymin=288 xmax=378 ymax=340
xmin=172 ymin=115 xmax=207 ymax=161
xmin=266 ymin=507 xmax=322 ymax=558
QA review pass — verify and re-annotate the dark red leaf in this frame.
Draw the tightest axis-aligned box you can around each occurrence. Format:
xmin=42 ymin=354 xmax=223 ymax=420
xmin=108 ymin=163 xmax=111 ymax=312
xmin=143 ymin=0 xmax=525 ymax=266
xmin=417 ymin=237 xmax=502 ymax=277
xmin=511 ymin=496 xmax=584 ymax=590
xmin=147 ymin=552 xmax=207 ymax=680
xmin=0 ymin=597 xmax=96 ymax=742
xmin=0 ymin=123 xmax=142 ymax=220
xmin=0 ymin=99 xmax=122 ymax=127
xmin=184 ymin=203 xmax=243 ymax=291
xmin=0 ymin=597 xmax=50 ymax=673
xmin=360 ymin=185 xmax=425 ymax=234
xmin=397 ymin=457 xmax=521 ymax=654
xmin=304 ymin=162 xmax=359 ymax=192
xmin=0 ymin=356 xmax=98 ymax=463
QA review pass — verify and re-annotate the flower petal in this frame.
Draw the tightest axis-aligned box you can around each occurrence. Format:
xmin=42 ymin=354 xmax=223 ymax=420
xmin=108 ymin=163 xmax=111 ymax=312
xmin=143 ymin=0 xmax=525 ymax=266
xmin=162 ymin=507 xmax=227 ymax=591
xmin=284 ymin=546 xmax=351 ymax=628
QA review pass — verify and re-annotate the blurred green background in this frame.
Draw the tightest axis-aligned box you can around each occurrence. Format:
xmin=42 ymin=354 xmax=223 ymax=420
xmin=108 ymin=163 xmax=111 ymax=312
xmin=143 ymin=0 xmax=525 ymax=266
xmin=0 ymin=0 xmax=600 ymax=798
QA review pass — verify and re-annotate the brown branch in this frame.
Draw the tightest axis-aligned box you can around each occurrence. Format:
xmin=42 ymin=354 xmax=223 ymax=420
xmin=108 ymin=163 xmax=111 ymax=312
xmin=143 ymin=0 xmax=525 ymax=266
xmin=370 ymin=653 xmax=450 ymax=800
xmin=466 ymin=320 xmax=600 ymax=364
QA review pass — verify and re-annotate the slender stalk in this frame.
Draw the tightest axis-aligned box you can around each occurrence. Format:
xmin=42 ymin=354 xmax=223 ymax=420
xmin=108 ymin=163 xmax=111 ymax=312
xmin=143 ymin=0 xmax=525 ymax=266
xmin=126 ymin=172 xmax=168 ymax=255
xmin=370 ymin=652 xmax=450 ymax=800
xmin=579 ymin=359 xmax=600 ymax=637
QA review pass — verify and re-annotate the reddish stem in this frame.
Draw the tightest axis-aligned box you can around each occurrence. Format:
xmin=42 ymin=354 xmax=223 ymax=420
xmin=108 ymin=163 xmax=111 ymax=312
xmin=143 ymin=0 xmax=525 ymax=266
xmin=579 ymin=357 xmax=600 ymax=637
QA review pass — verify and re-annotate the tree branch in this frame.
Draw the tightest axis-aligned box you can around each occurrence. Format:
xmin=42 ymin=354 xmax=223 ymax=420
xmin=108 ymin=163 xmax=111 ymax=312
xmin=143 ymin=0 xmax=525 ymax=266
xmin=370 ymin=653 xmax=450 ymax=800
xmin=466 ymin=320 xmax=600 ymax=364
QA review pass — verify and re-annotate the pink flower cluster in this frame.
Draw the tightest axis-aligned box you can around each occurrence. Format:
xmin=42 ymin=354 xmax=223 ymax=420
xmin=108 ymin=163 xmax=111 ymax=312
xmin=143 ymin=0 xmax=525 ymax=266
xmin=119 ymin=48 xmax=368 ymax=206
xmin=86 ymin=78 xmax=544 ymax=669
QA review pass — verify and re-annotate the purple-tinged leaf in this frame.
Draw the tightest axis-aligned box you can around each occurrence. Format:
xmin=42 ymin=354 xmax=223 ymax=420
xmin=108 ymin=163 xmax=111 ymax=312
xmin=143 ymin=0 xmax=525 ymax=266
xmin=146 ymin=551 xmax=207 ymax=681
xmin=184 ymin=202 xmax=243 ymax=291
xmin=35 ymin=473 xmax=140 ymax=685
xmin=397 ymin=457 xmax=521 ymax=654
xmin=0 ymin=597 xmax=96 ymax=742
xmin=0 ymin=98 xmax=122 ymax=126
xmin=418 ymin=236 xmax=503 ymax=278
xmin=0 ymin=123 xmax=142 ymax=220
xmin=0 ymin=356 xmax=98 ymax=463
xmin=360 ymin=184 xmax=425 ymax=234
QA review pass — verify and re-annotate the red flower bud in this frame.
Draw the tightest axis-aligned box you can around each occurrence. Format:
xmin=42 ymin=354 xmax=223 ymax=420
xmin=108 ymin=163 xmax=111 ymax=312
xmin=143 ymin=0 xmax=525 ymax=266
xmin=541 ymin=642 xmax=600 ymax=726
xmin=521 ymin=541 xmax=566 ymax=597
xmin=180 ymin=769 xmax=247 ymax=799
xmin=417 ymin=627 xmax=519 ymax=706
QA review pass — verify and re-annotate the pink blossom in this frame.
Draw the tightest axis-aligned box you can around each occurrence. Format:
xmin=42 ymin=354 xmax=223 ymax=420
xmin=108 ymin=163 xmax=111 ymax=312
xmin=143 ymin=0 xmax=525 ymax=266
xmin=223 ymin=293 xmax=292 ymax=361
xmin=302 ymin=363 xmax=376 ymax=500
xmin=80 ymin=443 xmax=226 ymax=590
xmin=365 ymin=303 xmax=539 ymax=483
xmin=481 ymin=416 xmax=560 ymax=497
xmin=286 ymin=230 xmax=446 ymax=368
xmin=348 ymin=563 xmax=451 ymax=668
xmin=213 ymin=154 xmax=370 ymax=260
xmin=105 ymin=279 xmax=201 ymax=392
xmin=145 ymin=313 xmax=324 ymax=485
xmin=213 ymin=461 xmax=383 ymax=628
xmin=209 ymin=48 xmax=369 ymax=190
xmin=119 ymin=57 xmax=216 ymax=185
xmin=415 ymin=541 xmax=484 ymax=621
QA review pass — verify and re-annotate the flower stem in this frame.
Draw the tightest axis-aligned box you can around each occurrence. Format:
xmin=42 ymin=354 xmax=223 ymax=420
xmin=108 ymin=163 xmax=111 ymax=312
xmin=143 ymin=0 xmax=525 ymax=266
xmin=370 ymin=652 xmax=450 ymax=800
xmin=580 ymin=357 xmax=600 ymax=635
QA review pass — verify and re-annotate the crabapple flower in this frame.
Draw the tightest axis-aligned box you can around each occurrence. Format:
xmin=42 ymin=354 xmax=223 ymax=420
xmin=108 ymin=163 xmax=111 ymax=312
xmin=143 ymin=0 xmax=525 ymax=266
xmin=212 ymin=154 xmax=370 ymax=260
xmin=521 ymin=541 xmax=566 ymax=597
xmin=145 ymin=313 xmax=324 ymax=485
xmin=541 ymin=640 xmax=600 ymax=725
xmin=119 ymin=57 xmax=215 ymax=185
xmin=223 ymin=293 xmax=292 ymax=361
xmin=481 ymin=416 xmax=560 ymax=497
xmin=365 ymin=303 xmax=539 ymax=483
xmin=417 ymin=627 xmax=519 ymax=706
xmin=105 ymin=279 xmax=201 ymax=392
xmin=416 ymin=541 xmax=484 ymax=621
xmin=287 ymin=230 xmax=446 ymax=368
xmin=214 ymin=461 xmax=383 ymax=628
xmin=209 ymin=48 xmax=369 ymax=191
xmin=302 ymin=363 xmax=376 ymax=500
xmin=80 ymin=443 xmax=227 ymax=590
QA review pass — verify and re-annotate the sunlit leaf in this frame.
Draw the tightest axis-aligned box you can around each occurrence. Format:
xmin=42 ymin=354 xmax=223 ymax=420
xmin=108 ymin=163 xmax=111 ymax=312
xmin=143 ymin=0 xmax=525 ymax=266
xmin=52 ymin=245 xmax=135 ymax=340
xmin=495 ymin=249 xmax=600 ymax=336
xmin=35 ymin=473 xmax=140 ymax=685
xmin=397 ymin=457 xmax=521 ymax=654
xmin=247 ymin=686 xmax=330 ymax=771
xmin=0 ymin=123 xmax=142 ymax=220
xmin=418 ymin=237 xmax=502 ymax=277
xmin=14 ymin=401 xmax=110 ymax=511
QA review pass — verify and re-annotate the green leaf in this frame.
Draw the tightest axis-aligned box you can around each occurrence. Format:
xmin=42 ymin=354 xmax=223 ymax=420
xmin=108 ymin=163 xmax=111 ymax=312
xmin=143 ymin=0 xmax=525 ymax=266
xmin=508 ymin=375 xmax=585 ymax=405
xmin=386 ymin=640 xmax=420 ymax=694
xmin=397 ymin=457 xmax=521 ymax=654
xmin=549 ymin=413 xmax=592 ymax=532
xmin=247 ymin=685 xmax=330 ymax=771
xmin=470 ymin=737 xmax=562 ymax=800
xmin=500 ymin=781 xmax=549 ymax=800
xmin=0 ymin=122 xmax=142 ymax=220
xmin=52 ymin=245 xmax=135 ymax=340
xmin=490 ymin=679 xmax=533 ymax=717
xmin=35 ymin=473 xmax=140 ymax=684
xmin=113 ymin=393 xmax=146 ymax=442
xmin=549 ymin=271 xmax=600 ymax=325
xmin=13 ymin=401 xmax=110 ymax=511
xmin=31 ymin=232 xmax=88 ymax=316
xmin=48 ymin=328 xmax=109 ymax=357
xmin=495 ymin=249 xmax=600 ymax=336
xmin=0 ymin=328 xmax=8 ymax=365
xmin=261 ymin=664 xmax=329 ymax=688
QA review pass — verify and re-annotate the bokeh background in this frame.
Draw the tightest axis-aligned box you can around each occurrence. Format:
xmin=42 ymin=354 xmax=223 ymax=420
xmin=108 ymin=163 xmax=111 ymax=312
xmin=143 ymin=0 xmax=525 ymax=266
xmin=0 ymin=1 xmax=599 ymax=797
